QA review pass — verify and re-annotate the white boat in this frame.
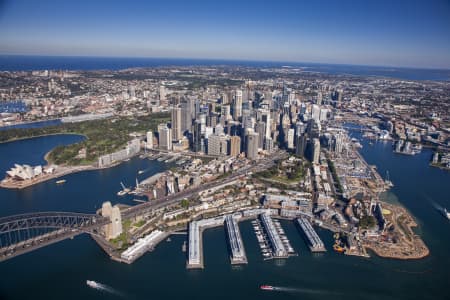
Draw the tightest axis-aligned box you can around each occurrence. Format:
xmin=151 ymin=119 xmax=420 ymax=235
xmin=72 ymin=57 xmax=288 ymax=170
xmin=86 ymin=280 xmax=99 ymax=288
xmin=444 ymin=208 xmax=450 ymax=220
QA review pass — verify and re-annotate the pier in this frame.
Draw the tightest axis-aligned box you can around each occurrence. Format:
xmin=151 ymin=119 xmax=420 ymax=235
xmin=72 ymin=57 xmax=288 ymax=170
xmin=120 ymin=230 xmax=169 ymax=263
xmin=260 ymin=213 xmax=288 ymax=258
xmin=296 ymin=218 xmax=326 ymax=252
xmin=187 ymin=216 xmax=226 ymax=269
xmin=225 ymin=215 xmax=247 ymax=265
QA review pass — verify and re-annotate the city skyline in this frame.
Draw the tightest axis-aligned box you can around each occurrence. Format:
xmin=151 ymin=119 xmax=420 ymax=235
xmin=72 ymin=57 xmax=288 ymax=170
xmin=1 ymin=0 xmax=450 ymax=69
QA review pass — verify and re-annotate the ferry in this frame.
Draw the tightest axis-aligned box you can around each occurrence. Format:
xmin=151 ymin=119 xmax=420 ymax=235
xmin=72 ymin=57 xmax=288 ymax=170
xmin=260 ymin=285 xmax=274 ymax=291
xmin=444 ymin=208 xmax=450 ymax=220
xmin=333 ymin=244 xmax=346 ymax=253
xmin=86 ymin=280 xmax=99 ymax=288
xmin=56 ymin=179 xmax=66 ymax=184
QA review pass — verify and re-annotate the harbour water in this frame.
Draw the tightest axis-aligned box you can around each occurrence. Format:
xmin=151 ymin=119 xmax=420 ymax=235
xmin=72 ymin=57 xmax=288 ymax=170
xmin=0 ymin=134 xmax=449 ymax=299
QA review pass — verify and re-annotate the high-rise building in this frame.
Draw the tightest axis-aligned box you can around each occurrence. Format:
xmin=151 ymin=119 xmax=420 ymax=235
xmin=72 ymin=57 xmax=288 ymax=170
xmin=311 ymin=104 xmax=321 ymax=123
xmin=264 ymin=137 xmax=274 ymax=153
xmin=287 ymin=128 xmax=295 ymax=149
xmin=233 ymin=89 xmax=243 ymax=120
xmin=159 ymin=85 xmax=166 ymax=105
xmin=230 ymin=136 xmax=241 ymax=156
xmin=295 ymin=134 xmax=307 ymax=157
xmin=146 ymin=131 xmax=153 ymax=150
xmin=245 ymin=132 xmax=259 ymax=160
xmin=255 ymin=121 xmax=266 ymax=149
xmin=222 ymin=104 xmax=232 ymax=121
xmin=158 ymin=123 xmax=172 ymax=150
xmin=193 ymin=120 xmax=202 ymax=152
xmin=207 ymin=134 xmax=221 ymax=156
xmin=171 ymin=106 xmax=182 ymax=141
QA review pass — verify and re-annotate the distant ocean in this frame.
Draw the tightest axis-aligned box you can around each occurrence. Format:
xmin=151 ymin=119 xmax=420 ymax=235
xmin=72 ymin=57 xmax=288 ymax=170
xmin=0 ymin=55 xmax=449 ymax=81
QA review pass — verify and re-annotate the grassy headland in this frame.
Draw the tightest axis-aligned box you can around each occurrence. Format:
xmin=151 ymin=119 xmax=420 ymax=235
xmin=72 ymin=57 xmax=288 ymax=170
xmin=0 ymin=113 xmax=170 ymax=166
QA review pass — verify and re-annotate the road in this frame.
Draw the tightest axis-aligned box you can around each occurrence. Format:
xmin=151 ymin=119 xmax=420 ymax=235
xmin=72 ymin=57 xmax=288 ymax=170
xmin=122 ymin=151 xmax=288 ymax=219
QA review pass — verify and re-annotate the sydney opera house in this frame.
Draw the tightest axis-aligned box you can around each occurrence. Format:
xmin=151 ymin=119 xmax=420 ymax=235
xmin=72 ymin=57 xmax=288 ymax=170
xmin=5 ymin=164 xmax=53 ymax=181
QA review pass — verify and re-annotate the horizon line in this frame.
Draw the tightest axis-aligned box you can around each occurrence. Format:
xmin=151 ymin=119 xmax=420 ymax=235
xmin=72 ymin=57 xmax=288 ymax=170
xmin=1 ymin=53 xmax=450 ymax=71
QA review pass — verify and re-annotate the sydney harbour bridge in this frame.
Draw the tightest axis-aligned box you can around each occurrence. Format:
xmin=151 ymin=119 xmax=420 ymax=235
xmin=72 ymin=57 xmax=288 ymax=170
xmin=0 ymin=212 xmax=110 ymax=262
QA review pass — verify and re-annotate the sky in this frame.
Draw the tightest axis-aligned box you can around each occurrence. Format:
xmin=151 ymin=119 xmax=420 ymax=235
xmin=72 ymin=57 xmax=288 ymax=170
xmin=0 ymin=0 xmax=449 ymax=69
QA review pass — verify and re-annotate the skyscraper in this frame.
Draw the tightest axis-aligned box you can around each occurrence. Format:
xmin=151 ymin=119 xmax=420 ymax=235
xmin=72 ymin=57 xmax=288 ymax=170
xmin=245 ymin=132 xmax=259 ymax=160
xmin=158 ymin=123 xmax=172 ymax=150
xmin=171 ymin=106 xmax=182 ymax=141
xmin=233 ymin=89 xmax=243 ymax=120
xmin=146 ymin=131 xmax=153 ymax=150
xmin=230 ymin=136 xmax=241 ymax=156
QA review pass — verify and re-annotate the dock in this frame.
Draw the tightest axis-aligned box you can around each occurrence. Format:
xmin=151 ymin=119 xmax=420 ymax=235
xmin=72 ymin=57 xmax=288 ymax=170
xmin=120 ymin=230 xmax=169 ymax=264
xmin=296 ymin=218 xmax=326 ymax=252
xmin=187 ymin=216 xmax=225 ymax=269
xmin=260 ymin=213 xmax=289 ymax=258
xmin=225 ymin=215 xmax=247 ymax=265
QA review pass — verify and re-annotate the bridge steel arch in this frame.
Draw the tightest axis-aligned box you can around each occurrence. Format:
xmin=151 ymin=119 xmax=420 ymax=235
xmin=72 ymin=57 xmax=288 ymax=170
xmin=0 ymin=212 xmax=110 ymax=262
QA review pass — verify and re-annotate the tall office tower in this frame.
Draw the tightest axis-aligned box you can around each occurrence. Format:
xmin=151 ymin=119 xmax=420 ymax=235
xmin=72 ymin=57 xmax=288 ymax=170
xmin=242 ymin=115 xmax=255 ymax=130
xmin=282 ymin=84 xmax=289 ymax=104
xmin=230 ymin=136 xmax=241 ymax=156
xmin=215 ymin=124 xmax=224 ymax=135
xmin=319 ymin=108 xmax=328 ymax=122
xmin=199 ymin=113 xmax=207 ymax=134
xmin=255 ymin=122 xmax=266 ymax=149
xmin=233 ymin=89 xmax=243 ymax=120
xmin=295 ymin=121 xmax=306 ymax=136
xmin=312 ymin=138 xmax=320 ymax=164
xmin=221 ymin=93 xmax=229 ymax=104
xmin=295 ymin=134 xmax=307 ymax=157
xmin=207 ymin=134 xmax=221 ymax=156
xmin=317 ymin=92 xmax=323 ymax=105
xmin=307 ymin=119 xmax=320 ymax=139
xmin=259 ymin=109 xmax=272 ymax=140
xmin=180 ymin=100 xmax=193 ymax=133
xmin=207 ymin=114 xmax=217 ymax=127
xmin=158 ymin=123 xmax=172 ymax=150
xmin=245 ymin=132 xmax=259 ymax=160
xmin=290 ymin=104 xmax=298 ymax=123
xmin=287 ymin=128 xmax=295 ymax=149
xmin=264 ymin=137 xmax=274 ymax=152
xmin=193 ymin=120 xmax=202 ymax=152
xmin=222 ymin=104 xmax=232 ymax=121
xmin=288 ymin=91 xmax=296 ymax=104
xmin=311 ymin=104 xmax=321 ymax=123
xmin=146 ymin=131 xmax=154 ymax=150
xmin=220 ymin=136 xmax=229 ymax=156
xmin=171 ymin=106 xmax=182 ymax=141
xmin=159 ymin=85 xmax=166 ymax=105
xmin=334 ymin=132 xmax=344 ymax=154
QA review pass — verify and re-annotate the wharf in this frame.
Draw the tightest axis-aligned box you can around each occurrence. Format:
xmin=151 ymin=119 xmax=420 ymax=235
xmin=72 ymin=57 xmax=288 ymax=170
xmin=225 ymin=215 xmax=248 ymax=265
xmin=296 ymin=218 xmax=326 ymax=252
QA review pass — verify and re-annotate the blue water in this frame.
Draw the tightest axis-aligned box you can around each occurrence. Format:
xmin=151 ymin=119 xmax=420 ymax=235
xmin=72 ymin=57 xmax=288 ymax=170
xmin=1 ymin=55 xmax=449 ymax=81
xmin=0 ymin=134 xmax=449 ymax=300
xmin=0 ymin=119 xmax=62 ymax=131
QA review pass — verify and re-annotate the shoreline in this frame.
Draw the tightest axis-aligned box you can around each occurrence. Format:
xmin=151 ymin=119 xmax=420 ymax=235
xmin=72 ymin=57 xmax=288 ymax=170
xmin=0 ymin=159 xmax=124 ymax=190
xmin=0 ymin=132 xmax=87 ymax=145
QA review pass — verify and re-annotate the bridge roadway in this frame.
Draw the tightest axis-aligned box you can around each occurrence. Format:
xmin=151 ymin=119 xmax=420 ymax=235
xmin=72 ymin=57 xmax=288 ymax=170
xmin=0 ymin=212 xmax=109 ymax=262
xmin=122 ymin=151 xmax=287 ymax=219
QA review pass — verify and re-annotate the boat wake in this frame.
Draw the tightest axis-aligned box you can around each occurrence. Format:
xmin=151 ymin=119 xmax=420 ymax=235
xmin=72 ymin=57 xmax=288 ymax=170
xmin=265 ymin=286 xmax=342 ymax=295
xmin=87 ymin=280 xmax=124 ymax=297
